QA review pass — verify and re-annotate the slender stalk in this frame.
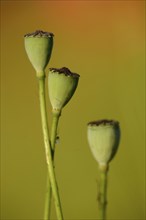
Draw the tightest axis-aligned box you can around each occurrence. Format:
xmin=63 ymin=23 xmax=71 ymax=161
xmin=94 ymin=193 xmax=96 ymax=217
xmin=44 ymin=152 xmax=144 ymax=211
xmin=38 ymin=75 xmax=63 ymax=220
xmin=44 ymin=110 xmax=61 ymax=219
xmin=98 ymin=165 xmax=108 ymax=220
xmin=44 ymin=175 xmax=52 ymax=220
xmin=51 ymin=110 xmax=61 ymax=154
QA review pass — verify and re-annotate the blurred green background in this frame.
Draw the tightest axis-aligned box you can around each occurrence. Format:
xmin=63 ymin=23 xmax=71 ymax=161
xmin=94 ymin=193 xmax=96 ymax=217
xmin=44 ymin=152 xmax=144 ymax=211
xmin=1 ymin=1 xmax=145 ymax=220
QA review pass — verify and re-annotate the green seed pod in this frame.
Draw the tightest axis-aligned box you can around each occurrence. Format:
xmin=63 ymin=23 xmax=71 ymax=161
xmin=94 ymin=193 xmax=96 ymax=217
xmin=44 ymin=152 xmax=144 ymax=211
xmin=48 ymin=67 xmax=80 ymax=112
xmin=24 ymin=30 xmax=54 ymax=77
xmin=87 ymin=119 xmax=120 ymax=167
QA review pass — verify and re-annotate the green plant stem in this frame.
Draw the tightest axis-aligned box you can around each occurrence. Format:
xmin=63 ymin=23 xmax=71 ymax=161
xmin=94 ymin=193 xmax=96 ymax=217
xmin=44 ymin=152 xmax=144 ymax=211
xmin=98 ymin=165 xmax=108 ymax=220
xmin=51 ymin=110 xmax=61 ymax=154
xmin=38 ymin=76 xmax=63 ymax=220
xmin=44 ymin=175 xmax=52 ymax=220
xmin=44 ymin=110 xmax=61 ymax=219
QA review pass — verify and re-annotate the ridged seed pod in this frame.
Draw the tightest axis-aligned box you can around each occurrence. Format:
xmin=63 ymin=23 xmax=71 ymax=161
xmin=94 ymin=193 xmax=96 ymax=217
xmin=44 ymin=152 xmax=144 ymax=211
xmin=87 ymin=119 xmax=120 ymax=167
xmin=24 ymin=30 xmax=54 ymax=76
xmin=48 ymin=67 xmax=80 ymax=112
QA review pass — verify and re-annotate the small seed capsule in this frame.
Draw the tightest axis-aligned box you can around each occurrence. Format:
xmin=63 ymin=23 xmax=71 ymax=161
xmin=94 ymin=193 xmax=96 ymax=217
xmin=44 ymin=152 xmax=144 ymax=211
xmin=48 ymin=67 xmax=80 ymax=112
xmin=24 ymin=30 xmax=54 ymax=77
xmin=87 ymin=119 xmax=121 ymax=167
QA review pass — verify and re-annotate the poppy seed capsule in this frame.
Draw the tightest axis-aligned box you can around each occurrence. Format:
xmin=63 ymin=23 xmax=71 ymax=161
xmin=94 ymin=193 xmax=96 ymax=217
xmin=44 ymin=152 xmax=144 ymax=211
xmin=87 ymin=120 xmax=120 ymax=167
xmin=48 ymin=67 xmax=80 ymax=111
xmin=24 ymin=30 xmax=54 ymax=76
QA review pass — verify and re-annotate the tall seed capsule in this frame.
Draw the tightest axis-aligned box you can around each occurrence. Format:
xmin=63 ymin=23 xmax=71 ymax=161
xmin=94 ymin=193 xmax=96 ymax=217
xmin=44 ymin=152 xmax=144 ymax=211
xmin=48 ymin=67 xmax=80 ymax=112
xmin=87 ymin=119 xmax=120 ymax=168
xmin=24 ymin=30 xmax=54 ymax=77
